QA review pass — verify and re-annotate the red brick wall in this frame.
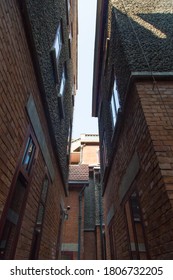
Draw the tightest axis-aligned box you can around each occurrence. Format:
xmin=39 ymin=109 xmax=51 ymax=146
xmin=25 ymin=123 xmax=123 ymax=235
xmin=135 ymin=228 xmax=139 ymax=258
xmin=63 ymin=189 xmax=80 ymax=244
xmin=104 ymin=80 xmax=173 ymax=259
xmin=0 ymin=0 xmax=65 ymax=259
xmin=62 ymin=186 xmax=85 ymax=260
xmin=95 ymin=226 xmax=102 ymax=260
xmin=84 ymin=231 xmax=96 ymax=260
xmin=137 ymin=81 xmax=173 ymax=258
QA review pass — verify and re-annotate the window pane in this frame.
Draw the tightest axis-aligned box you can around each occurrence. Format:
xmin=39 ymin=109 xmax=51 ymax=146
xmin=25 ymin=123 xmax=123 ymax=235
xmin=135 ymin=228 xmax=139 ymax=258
xmin=30 ymin=229 xmax=41 ymax=260
xmin=41 ymin=178 xmax=49 ymax=203
xmin=36 ymin=204 xmax=44 ymax=225
xmin=54 ymin=24 xmax=62 ymax=59
xmin=111 ymin=94 xmax=116 ymax=126
xmin=131 ymin=192 xmax=141 ymax=221
xmin=67 ymin=0 xmax=70 ymax=11
xmin=22 ymin=136 xmax=35 ymax=173
xmin=111 ymin=79 xmax=120 ymax=128
xmin=0 ymin=220 xmax=16 ymax=259
xmin=0 ymin=176 xmax=27 ymax=259
xmin=113 ymin=80 xmax=120 ymax=112
xmin=59 ymin=68 xmax=66 ymax=96
xmin=9 ymin=176 xmax=26 ymax=216
xmin=125 ymin=192 xmax=148 ymax=260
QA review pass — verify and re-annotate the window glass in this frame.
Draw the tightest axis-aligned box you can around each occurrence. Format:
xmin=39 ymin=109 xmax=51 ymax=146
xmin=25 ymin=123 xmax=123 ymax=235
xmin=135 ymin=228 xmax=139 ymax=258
xmin=22 ymin=136 xmax=35 ymax=173
xmin=59 ymin=67 xmax=66 ymax=96
xmin=125 ymin=192 xmax=148 ymax=260
xmin=0 ymin=133 xmax=37 ymax=259
xmin=0 ymin=176 xmax=27 ymax=259
xmin=36 ymin=204 xmax=44 ymax=225
xmin=67 ymin=0 xmax=70 ymax=11
xmin=41 ymin=178 xmax=49 ymax=203
xmin=111 ymin=79 xmax=120 ymax=128
xmin=111 ymin=94 xmax=117 ymax=126
xmin=53 ymin=23 xmax=62 ymax=59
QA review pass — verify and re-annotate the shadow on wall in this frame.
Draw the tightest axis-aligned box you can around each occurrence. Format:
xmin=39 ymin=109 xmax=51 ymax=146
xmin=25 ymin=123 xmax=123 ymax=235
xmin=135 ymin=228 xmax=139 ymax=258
xmin=110 ymin=8 xmax=173 ymax=102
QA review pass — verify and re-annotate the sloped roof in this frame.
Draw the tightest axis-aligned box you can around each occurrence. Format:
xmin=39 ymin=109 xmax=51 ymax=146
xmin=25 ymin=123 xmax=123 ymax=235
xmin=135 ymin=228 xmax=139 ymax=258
xmin=69 ymin=164 xmax=89 ymax=181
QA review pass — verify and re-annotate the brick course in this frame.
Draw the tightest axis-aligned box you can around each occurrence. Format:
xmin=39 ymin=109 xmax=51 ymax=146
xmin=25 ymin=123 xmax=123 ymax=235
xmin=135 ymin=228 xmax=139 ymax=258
xmin=104 ymin=80 xmax=173 ymax=259
xmin=0 ymin=0 xmax=67 ymax=259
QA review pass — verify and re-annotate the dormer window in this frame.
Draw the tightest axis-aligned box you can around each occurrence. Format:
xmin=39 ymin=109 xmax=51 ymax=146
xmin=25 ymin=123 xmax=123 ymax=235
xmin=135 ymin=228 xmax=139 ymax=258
xmin=51 ymin=20 xmax=63 ymax=83
xmin=111 ymin=79 xmax=120 ymax=127
xmin=58 ymin=64 xmax=67 ymax=118
xmin=59 ymin=66 xmax=66 ymax=97
xmin=66 ymin=0 xmax=71 ymax=25
xmin=53 ymin=22 xmax=63 ymax=60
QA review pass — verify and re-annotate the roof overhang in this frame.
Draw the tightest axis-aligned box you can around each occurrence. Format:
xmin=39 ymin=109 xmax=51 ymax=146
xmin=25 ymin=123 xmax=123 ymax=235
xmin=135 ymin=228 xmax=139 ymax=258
xmin=92 ymin=0 xmax=107 ymax=117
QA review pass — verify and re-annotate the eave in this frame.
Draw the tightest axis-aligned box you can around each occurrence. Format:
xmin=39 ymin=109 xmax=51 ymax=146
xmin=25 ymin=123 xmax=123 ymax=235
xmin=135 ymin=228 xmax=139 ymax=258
xmin=92 ymin=0 xmax=108 ymax=117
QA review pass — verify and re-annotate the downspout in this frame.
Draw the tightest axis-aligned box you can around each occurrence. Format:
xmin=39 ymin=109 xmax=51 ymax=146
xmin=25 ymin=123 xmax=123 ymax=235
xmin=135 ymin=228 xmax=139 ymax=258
xmin=98 ymin=183 xmax=104 ymax=259
xmin=78 ymin=185 xmax=87 ymax=260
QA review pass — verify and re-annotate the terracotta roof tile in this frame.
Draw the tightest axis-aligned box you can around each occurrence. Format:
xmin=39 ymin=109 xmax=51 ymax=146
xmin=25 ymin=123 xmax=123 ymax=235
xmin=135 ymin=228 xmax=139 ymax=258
xmin=69 ymin=164 xmax=89 ymax=181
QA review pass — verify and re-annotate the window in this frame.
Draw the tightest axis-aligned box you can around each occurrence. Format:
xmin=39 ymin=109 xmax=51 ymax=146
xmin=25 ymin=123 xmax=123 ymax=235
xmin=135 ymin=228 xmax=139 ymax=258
xmin=66 ymin=0 xmax=71 ymax=25
xmin=67 ymin=0 xmax=71 ymax=11
xmin=30 ymin=177 xmax=49 ymax=259
xmin=51 ymin=21 xmax=63 ymax=83
xmin=59 ymin=66 xmax=66 ymax=97
xmin=0 ymin=175 xmax=27 ymax=259
xmin=0 ymin=132 xmax=38 ymax=259
xmin=58 ymin=65 xmax=67 ymax=118
xmin=53 ymin=22 xmax=63 ymax=60
xmin=111 ymin=79 xmax=120 ymax=127
xmin=125 ymin=192 xmax=148 ymax=259
xmin=68 ymin=22 xmax=73 ymax=58
xmin=22 ymin=136 xmax=36 ymax=174
xmin=67 ymin=120 xmax=72 ymax=159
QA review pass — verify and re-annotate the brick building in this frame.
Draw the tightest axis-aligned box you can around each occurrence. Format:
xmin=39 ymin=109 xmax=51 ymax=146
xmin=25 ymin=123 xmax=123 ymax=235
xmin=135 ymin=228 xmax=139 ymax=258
xmin=61 ymin=134 xmax=104 ymax=259
xmin=92 ymin=0 xmax=173 ymax=259
xmin=0 ymin=0 xmax=78 ymax=259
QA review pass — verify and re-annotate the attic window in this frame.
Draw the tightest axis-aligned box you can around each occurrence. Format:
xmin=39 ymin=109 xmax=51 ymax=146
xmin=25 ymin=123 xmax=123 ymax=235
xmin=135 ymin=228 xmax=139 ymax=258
xmin=58 ymin=64 xmax=67 ymax=118
xmin=111 ymin=79 xmax=120 ymax=127
xmin=59 ymin=66 xmax=66 ymax=97
xmin=51 ymin=20 xmax=63 ymax=83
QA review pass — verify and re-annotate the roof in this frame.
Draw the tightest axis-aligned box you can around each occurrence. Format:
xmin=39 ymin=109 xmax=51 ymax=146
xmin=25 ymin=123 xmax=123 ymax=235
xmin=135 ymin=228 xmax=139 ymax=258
xmin=68 ymin=164 xmax=89 ymax=181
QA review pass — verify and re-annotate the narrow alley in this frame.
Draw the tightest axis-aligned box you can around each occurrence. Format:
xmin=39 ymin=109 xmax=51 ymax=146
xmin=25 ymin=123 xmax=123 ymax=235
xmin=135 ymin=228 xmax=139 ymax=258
xmin=0 ymin=0 xmax=173 ymax=261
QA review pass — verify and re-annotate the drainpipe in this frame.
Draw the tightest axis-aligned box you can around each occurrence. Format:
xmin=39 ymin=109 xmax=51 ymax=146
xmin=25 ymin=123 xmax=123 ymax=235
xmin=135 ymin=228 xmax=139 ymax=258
xmin=78 ymin=185 xmax=87 ymax=260
xmin=98 ymin=182 xmax=104 ymax=259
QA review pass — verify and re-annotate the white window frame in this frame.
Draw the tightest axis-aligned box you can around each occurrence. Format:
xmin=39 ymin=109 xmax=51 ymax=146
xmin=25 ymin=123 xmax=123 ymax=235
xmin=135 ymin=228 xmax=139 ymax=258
xmin=111 ymin=79 xmax=120 ymax=127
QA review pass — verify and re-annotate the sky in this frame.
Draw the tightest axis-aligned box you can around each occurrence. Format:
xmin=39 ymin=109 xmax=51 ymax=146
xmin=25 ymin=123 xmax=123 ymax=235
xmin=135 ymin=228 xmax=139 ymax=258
xmin=72 ymin=0 xmax=98 ymax=139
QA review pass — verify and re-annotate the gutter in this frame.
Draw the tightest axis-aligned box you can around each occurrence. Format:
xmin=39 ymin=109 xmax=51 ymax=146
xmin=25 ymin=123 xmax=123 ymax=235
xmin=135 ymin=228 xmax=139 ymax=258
xmin=78 ymin=184 xmax=88 ymax=260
